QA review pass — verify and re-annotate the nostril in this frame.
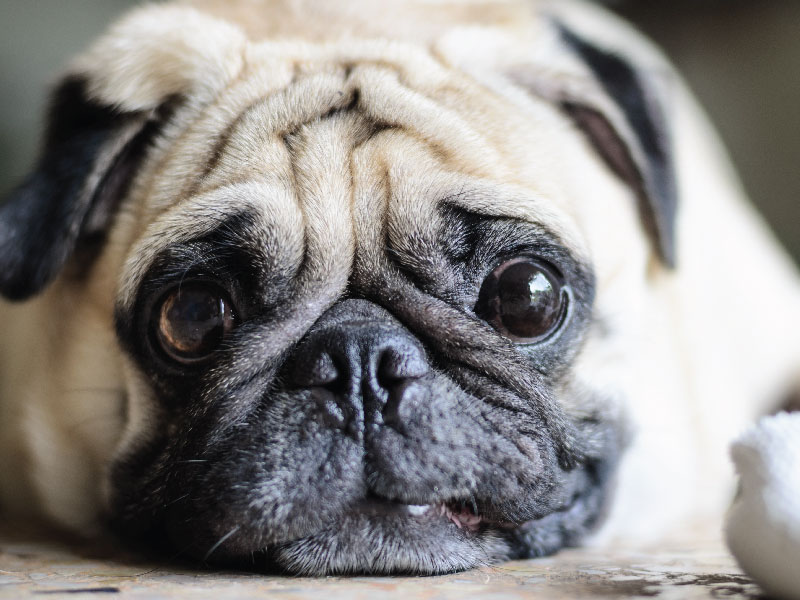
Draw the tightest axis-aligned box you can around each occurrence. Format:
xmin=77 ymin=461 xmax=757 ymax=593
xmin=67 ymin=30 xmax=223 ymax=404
xmin=293 ymin=350 xmax=339 ymax=387
xmin=376 ymin=347 xmax=428 ymax=389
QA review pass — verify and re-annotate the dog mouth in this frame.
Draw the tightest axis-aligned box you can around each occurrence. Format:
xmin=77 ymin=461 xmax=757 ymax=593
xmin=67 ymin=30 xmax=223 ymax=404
xmin=247 ymin=483 xmax=604 ymax=575
xmin=246 ymin=494 xmax=524 ymax=575
xmin=347 ymin=494 xmax=517 ymax=533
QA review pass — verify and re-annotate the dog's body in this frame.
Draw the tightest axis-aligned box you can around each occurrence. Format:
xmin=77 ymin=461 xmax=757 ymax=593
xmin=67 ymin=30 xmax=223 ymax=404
xmin=1 ymin=0 xmax=798 ymax=574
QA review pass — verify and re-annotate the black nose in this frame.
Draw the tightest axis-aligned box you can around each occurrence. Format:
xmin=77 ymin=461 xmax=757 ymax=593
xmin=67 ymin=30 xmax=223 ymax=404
xmin=291 ymin=300 xmax=428 ymax=435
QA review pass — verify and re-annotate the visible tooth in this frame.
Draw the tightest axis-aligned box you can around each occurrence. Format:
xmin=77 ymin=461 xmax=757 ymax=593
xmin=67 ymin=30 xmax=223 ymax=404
xmin=406 ymin=505 xmax=430 ymax=516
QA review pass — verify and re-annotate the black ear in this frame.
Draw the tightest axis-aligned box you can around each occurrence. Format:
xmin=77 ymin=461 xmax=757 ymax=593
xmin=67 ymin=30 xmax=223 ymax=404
xmin=548 ymin=23 xmax=677 ymax=268
xmin=0 ymin=76 xmax=169 ymax=301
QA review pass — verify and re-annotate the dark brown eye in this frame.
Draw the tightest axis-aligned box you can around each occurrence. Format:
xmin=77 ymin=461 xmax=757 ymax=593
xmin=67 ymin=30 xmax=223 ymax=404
xmin=475 ymin=258 xmax=568 ymax=343
xmin=155 ymin=284 xmax=236 ymax=363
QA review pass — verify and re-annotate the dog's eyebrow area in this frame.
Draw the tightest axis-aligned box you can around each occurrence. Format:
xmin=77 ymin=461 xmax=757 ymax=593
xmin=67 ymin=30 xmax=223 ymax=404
xmin=116 ymin=187 xmax=588 ymax=319
xmin=116 ymin=184 xmax=355 ymax=339
xmin=120 ymin=210 xmax=299 ymax=307
xmin=348 ymin=179 xmax=590 ymax=303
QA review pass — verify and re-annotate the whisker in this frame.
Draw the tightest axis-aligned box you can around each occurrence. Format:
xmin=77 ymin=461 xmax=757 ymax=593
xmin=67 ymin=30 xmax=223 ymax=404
xmin=161 ymin=493 xmax=190 ymax=508
xmin=469 ymin=492 xmax=478 ymax=516
xmin=203 ymin=526 xmax=240 ymax=562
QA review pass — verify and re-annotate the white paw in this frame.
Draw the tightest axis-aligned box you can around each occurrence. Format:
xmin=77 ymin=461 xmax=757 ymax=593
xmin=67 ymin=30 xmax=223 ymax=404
xmin=726 ymin=412 xmax=800 ymax=600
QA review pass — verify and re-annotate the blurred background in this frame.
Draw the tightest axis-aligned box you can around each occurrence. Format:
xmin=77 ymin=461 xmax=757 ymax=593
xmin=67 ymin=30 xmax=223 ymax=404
xmin=1 ymin=0 xmax=798 ymax=261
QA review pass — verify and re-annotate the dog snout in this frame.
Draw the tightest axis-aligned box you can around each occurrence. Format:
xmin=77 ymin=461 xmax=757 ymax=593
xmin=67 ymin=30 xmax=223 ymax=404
xmin=291 ymin=300 xmax=428 ymax=434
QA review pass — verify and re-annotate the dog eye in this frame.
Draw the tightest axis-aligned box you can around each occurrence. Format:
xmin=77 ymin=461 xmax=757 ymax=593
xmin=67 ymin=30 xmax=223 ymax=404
xmin=475 ymin=258 xmax=568 ymax=343
xmin=154 ymin=284 xmax=236 ymax=363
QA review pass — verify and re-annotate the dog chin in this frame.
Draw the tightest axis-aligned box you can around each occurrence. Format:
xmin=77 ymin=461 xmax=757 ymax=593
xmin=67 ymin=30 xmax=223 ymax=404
xmin=269 ymin=489 xmax=608 ymax=575
xmin=263 ymin=502 xmax=512 ymax=575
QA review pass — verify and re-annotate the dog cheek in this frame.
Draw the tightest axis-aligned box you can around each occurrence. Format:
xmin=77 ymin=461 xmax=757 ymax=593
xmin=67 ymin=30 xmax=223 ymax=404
xmin=155 ymin=391 xmax=368 ymax=556
xmin=362 ymin=371 xmax=563 ymax=518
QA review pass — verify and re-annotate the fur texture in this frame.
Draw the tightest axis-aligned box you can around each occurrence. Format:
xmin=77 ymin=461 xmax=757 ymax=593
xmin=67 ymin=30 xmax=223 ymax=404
xmin=1 ymin=0 xmax=799 ymax=575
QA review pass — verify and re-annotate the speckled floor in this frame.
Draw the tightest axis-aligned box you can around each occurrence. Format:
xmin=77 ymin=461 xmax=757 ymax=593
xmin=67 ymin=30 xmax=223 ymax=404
xmin=0 ymin=522 xmax=763 ymax=599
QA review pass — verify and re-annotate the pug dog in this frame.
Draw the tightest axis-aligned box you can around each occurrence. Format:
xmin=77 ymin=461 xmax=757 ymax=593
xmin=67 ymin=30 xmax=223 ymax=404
xmin=1 ymin=0 xmax=799 ymax=576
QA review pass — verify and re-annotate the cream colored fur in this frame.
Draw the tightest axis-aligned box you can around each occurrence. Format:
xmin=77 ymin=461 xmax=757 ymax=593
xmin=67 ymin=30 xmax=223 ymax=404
xmin=0 ymin=0 xmax=798 ymax=547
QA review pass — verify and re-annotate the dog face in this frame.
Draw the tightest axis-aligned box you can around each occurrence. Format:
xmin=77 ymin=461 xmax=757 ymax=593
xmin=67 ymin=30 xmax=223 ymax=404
xmin=0 ymin=1 xmax=714 ymax=575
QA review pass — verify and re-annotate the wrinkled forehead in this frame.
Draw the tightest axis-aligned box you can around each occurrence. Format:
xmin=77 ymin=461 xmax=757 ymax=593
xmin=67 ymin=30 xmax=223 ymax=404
xmin=117 ymin=45 xmax=585 ymax=310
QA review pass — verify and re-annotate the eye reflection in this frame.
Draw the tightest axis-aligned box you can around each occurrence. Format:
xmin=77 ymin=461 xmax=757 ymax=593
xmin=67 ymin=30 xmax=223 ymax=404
xmin=154 ymin=284 xmax=236 ymax=363
xmin=475 ymin=258 xmax=568 ymax=343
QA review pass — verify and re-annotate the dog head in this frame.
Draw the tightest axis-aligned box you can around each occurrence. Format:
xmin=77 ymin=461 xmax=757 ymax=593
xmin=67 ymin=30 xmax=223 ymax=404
xmin=0 ymin=2 xmax=678 ymax=574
